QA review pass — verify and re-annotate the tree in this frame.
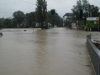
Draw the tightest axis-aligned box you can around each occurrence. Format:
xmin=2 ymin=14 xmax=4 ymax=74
xmin=90 ymin=5 xmax=99 ymax=17
xmin=26 ymin=12 xmax=36 ymax=27
xmin=47 ymin=10 xmax=63 ymax=27
xmin=0 ymin=20 xmax=4 ymax=29
xmin=35 ymin=0 xmax=47 ymax=29
xmin=64 ymin=20 xmax=72 ymax=28
xmin=71 ymin=0 xmax=100 ymax=27
xmin=13 ymin=10 xmax=25 ymax=27
xmin=72 ymin=0 xmax=100 ymax=20
xmin=72 ymin=0 xmax=89 ymax=20
xmin=12 ymin=18 xmax=18 ymax=28
xmin=4 ymin=19 xmax=12 ymax=28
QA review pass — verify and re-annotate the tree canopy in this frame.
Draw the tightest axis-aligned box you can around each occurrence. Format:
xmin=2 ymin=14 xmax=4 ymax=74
xmin=35 ymin=0 xmax=47 ymax=29
xmin=4 ymin=19 xmax=12 ymax=28
xmin=0 ymin=0 xmax=64 ymax=28
xmin=72 ymin=0 xmax=100 ymax=20
xmin=47 ymin=10 xmax=63 ymax=27
xmin=26 ymin=12 xmax=36 ymax=27
xmin=13 ymin=10 xmax=25 ymax=27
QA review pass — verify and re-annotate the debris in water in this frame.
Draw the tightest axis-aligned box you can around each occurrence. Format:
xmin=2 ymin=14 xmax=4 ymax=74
xmin=0 ymin=33 xmax=3 ymax=35
xmin=85 ymin=64 xmax=91 ymax=67
xmin=24 ymin=30 xmax=27 ymax=31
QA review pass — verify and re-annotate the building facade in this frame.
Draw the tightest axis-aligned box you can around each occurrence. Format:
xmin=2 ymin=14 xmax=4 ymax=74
xmin=63 ymin=13 xmax=73 ymax=21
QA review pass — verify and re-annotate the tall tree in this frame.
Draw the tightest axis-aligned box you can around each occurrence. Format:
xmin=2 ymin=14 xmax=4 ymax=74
xmin=72 ymin=0 xmax=100 ymax=20
xmin=13 ymin=10 xmax=25 ymax=27
xmin=72 ymin=0 xmax=89 ymax=20
xmin=35 ymin=0 xmax=47 ymax=29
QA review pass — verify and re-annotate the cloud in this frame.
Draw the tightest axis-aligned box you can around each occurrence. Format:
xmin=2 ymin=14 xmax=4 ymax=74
xmin=0 ymin=0 xmax=100 ymax=18
xmin=47 ymin=0 xmax=76 ymax=17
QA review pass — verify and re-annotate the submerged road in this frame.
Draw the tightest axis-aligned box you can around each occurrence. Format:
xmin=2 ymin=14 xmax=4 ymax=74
xmin=0 ymin=28 xmax=96 ymax=75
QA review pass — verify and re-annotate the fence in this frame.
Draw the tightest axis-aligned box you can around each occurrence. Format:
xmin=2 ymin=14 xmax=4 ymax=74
xmin=87 ymin=34 xmax=100 ymax=75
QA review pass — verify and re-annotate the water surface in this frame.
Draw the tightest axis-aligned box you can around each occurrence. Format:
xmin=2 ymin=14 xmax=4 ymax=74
xmin=0 ymin=28 xmax=95 ymax=75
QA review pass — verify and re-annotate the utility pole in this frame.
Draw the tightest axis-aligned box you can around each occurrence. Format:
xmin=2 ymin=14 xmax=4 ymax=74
xmin=79 ymin=0 xmax=83 ymax=19
xmin=87 ymin=0 xmax=92 ymax=17
xmin=89 ymin=5 xmax=92 ymax=17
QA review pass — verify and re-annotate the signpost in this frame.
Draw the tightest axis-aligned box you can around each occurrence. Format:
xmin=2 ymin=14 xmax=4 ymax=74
xmin=86 ymin=17 xmax=99 ymax=31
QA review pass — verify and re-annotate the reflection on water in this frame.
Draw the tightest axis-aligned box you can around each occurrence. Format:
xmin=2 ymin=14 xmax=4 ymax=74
xmin=0 ymin=28 xmax=95 ymax=75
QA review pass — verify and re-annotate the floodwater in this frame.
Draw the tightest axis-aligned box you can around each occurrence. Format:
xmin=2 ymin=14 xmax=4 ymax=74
xmin=0 ymin=28 xmax=96 ymax=75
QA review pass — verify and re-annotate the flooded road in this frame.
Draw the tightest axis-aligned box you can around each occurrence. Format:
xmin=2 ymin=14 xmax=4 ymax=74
xmin=0 ymin=28 xmax=96 ymax=75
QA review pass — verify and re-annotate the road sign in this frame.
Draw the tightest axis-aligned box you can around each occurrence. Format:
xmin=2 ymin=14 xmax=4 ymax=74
xmin=87 ymin=17 xmax=99 ymax=21
xmin=86 ymin=17 xmax=99 ymax=28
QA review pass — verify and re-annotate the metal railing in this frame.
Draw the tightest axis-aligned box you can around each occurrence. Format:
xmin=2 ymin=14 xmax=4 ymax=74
xmin=87 ymin=34 xmax=100 ymax=75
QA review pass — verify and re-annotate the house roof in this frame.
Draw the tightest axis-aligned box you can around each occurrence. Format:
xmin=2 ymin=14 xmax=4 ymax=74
xmin=63 ymin=13 xmax=73 ymax=17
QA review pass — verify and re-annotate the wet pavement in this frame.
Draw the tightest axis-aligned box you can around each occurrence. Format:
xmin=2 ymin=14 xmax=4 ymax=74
xmin=0 ymin=28 xmax=96 ymax=75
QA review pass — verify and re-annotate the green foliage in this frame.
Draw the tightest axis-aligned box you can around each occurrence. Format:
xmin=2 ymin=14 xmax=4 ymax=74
xmin=0 ymin=20 xmax=4 ymax=29
xmin=4 ymin=19 xmax=12 ymax=28
xmin=51 ymin=9 xmax=55 ymax=15
xmin=64 ymin=20 xmax=72 ymax=28
xmin=72 ymin=0 xmax=89 ymax=20
xmin=35 ymin=0 xmax=47 ymax=29
xmin=13 ymin=10 xmax=25 ymax=27
xmin=32 ymin=22 xmax=36 ymax=28
xmin=47 ymin=10 xmax=63 ymax=27
xmin=90 ymin=5 xmax=100 ymax=17
xmin=26 ymin=12 xmax=36 ymax=27
xmin=0 ymin=5 xmax=63 ymax=28
xmin=71 ymin=0 xmax=100 ymax=28
xmin=12 ymin=18 xmax=17 ymax=28
xmin=72 ymin=0 xmax=100 ymax=20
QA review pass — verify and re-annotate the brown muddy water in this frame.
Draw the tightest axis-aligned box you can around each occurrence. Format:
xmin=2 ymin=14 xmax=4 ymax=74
xmin=0 ymin=28 xmax=97 ymax=75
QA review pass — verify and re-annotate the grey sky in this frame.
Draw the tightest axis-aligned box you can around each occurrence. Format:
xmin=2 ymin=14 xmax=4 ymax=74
xmin=0 ymin=0 xmax=100 ymax=18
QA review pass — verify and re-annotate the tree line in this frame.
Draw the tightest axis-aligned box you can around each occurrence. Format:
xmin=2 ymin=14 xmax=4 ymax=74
xmin=0 ymin=0 xmax=63 ymax=29
xmin=0 ymin=10 xmax=63 ymax=29
xmin=72 ymin=0 xmax=100 ymax=20
xmin=64 ymin=0 xmax=100 ymax=28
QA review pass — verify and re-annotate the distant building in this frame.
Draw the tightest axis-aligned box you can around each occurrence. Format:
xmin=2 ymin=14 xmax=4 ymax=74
xmin=63 ymin=13 xmax=75 ymax=27
xmin=63 ymin=13 xmax=73 ymax=21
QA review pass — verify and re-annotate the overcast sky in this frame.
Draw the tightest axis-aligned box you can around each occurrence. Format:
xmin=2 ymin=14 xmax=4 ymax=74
xmin=0 ymin=0 xmax=100 ymax=18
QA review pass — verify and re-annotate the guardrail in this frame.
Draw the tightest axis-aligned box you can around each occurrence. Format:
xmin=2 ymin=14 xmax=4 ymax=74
xmin=87 ymin=34 xmax=100 ymax=75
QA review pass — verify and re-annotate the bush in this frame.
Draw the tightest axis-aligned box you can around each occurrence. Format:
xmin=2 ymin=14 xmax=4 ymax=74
xmin=0 ymin=20 xmax=4 ymax=29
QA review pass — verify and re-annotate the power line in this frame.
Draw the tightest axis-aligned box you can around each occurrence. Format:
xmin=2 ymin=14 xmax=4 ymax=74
xmin=18 ymin=0 xmax=52 ymax=10
xmin=18 ymin=0 xmax=36 ymax=5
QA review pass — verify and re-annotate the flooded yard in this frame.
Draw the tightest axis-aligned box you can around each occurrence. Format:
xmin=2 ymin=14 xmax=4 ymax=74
xmin=0 ymin=28 xmax=97 ymax=75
